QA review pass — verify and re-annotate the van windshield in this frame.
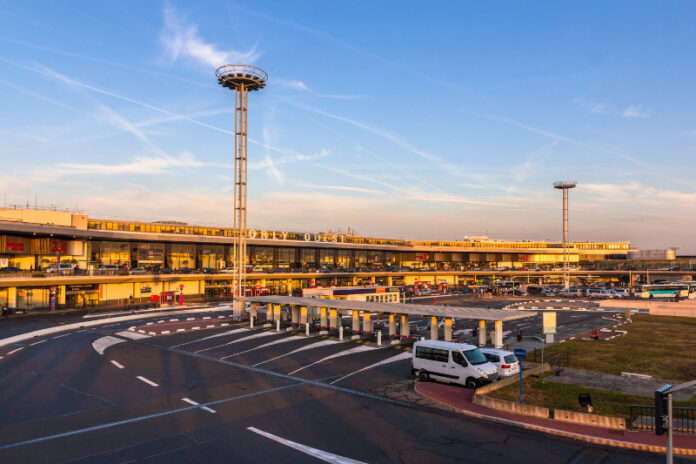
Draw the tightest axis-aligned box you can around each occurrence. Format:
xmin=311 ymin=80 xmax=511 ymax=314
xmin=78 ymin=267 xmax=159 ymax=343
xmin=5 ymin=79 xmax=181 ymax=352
xmin=462 ymin=349 xmax=488 ymax=365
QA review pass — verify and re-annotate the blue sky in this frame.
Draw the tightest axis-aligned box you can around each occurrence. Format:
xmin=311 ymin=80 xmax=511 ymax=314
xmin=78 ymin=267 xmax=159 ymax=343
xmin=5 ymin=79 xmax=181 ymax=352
xmin=1 ymin=1 xmax=695 ymax=251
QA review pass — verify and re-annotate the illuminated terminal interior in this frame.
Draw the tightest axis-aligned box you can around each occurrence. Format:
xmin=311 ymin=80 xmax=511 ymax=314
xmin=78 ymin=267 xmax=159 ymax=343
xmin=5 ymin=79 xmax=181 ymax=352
xmin=0 ymin=207 xmax=633 ymax=271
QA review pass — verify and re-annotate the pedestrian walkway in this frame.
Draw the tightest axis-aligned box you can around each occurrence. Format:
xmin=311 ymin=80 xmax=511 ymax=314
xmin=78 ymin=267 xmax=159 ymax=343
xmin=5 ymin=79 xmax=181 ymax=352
xmin=415 ymin=382 xmax=696 ymax=456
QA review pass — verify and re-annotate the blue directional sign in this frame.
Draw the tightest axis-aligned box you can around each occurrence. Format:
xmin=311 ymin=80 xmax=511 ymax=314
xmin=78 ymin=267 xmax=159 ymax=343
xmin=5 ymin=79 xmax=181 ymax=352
xmin=514 ymin=348 xmax=527 ymax=359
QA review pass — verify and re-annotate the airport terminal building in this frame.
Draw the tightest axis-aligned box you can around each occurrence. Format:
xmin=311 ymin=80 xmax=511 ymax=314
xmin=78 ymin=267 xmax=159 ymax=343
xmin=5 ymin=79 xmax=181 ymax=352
xmin=0 ymin=207 xmax=635 ymax=310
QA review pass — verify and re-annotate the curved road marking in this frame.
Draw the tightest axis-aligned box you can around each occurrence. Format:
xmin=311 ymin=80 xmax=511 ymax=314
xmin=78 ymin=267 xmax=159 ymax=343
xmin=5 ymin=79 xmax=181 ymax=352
xmin=195 ymin=331 xmax=277 ymax=354
xmin=252 ymin=339 xmax=343 ymax=367
xmin=288 ymin=345 xmax=375 ymax=375
xmin=220 ymin=335 xmax=305 ymax=360
xmin=247 ymin=427 xmax=366 ymax=464
xmin=7 ymin=347 xmax=24 ymax=355
xmin=92 ymin=336 xmax=126 ymax=355
xmin=170 ymin=328 xmax=248 ymax=349
xmin=330 ymin=352 xmax=412 ymax=385
xmin=116 ymin=331 xmax=150 ymax=340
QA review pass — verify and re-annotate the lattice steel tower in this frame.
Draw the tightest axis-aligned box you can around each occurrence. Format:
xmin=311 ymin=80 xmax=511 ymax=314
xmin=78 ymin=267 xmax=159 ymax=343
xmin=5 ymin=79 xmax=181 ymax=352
xmin=216 ymin=65 xmax=267 ymax=300
xmin=553 ymin=181 xmax=577 ymax=289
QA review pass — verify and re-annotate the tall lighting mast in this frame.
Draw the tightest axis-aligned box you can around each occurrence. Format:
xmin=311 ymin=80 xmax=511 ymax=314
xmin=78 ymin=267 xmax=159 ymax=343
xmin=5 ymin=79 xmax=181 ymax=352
xmin=553 ymin=181 xmax=577 ymax=290
xmin=216 ymin=65 xmax=267 ymax=307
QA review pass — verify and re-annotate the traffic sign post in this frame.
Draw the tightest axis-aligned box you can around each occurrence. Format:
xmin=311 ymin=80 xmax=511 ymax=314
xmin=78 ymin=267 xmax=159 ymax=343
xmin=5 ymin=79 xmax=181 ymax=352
xmin=514 ymin=348 xmax=527 ymax=404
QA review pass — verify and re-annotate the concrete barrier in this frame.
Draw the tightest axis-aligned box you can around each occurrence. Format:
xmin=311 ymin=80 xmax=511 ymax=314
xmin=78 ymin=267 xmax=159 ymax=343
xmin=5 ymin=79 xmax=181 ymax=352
xmin=475 ymin=363 xmax=550 ymax=395
xmin=473 ymin=394 xmax=549 ymax=419
xmin=553 ymin=409 xmax=626 ymax=430
xmin=600 ymin=300 xmax=696 ymax=317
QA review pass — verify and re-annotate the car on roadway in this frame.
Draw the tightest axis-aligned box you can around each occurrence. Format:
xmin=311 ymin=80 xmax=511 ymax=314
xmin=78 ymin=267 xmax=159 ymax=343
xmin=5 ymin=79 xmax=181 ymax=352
xmin=558 ymin=288 xmax=583 ymax=298
xmin=96 ymin=264 xmax=119 ymax=275
xmin=46 ymin=263 xmax=75 ymax=274
xmin=411 ymin=340 xmax=499 ymax=389
xmin=0 ymin=266 xmax=22 ymax=273
xmin=129 ymin=267 xmax=147 ymax=275
xmin=219 ymin=267 xmax=236 ymax=274
xmin=479 ymin=348 xmax=520 ymax=378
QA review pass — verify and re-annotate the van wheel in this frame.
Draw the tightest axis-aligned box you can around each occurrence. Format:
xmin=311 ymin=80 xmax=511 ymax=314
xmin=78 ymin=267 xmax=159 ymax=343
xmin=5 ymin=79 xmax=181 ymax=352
xmin=466 ymin=377 xmax=477 ymax=390
xmin=418 ymin=371 xmax=430 ymax=382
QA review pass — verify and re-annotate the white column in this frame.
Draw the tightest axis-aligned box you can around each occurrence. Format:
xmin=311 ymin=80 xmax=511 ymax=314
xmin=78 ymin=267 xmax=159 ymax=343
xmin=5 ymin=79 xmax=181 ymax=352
xmin=494 ymin=320 xmax=503 ymax=349
xmin=320 ymin=307 xmax=328 ymax=334
xmin=444 ymin=317 xmax=453 ymax=342
xmin=291 ymin=305 xmax=299 ymax=325
xmin=300 ymin=306 xmax=308 ymax=325
xmin=389 ymin=314 xmax=396 ymax=338
xmin=478 ymin=320 xmax=487 ymax=347
xmin=250 ymin=302 xmax=258 ymax=320
xmin=329 ymin=309 xmax=338 ymax=330
xmin=352 ymin=310 xmax=360 ymax=333
xmin=430 ymin=316 xmax=438 ymax=340
xmin=363 ymin=312 xmax=372 ymax=333
xmin=400 ymin=314 xmax=410 ymax=338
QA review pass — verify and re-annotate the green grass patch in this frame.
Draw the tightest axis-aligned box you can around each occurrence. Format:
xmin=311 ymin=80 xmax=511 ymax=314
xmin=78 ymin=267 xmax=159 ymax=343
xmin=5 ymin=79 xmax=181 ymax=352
xmin=528 ymin=314 xmax=696 ymax=383
xmin=487 ymin=374 xmax=696 ymax=419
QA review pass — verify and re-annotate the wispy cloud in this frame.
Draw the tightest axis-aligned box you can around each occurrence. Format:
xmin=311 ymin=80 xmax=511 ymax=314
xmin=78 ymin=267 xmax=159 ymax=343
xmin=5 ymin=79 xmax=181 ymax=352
xmin=161 ymin=6 xmax=260 ymax=68
xmin=57 ymin=152 xmax=217 ymax=175
xmin=275 ymin=78 xmax=310 ymax=91
xmin=621 ymin=105 xmax=649 ymax=118
xmin=681 ymin=130 xmax=696 ymax=137
xmin=296 ymin=183 xmax=385 ymax=195
xmin=573 ymin=99 xmax=650 ymax=119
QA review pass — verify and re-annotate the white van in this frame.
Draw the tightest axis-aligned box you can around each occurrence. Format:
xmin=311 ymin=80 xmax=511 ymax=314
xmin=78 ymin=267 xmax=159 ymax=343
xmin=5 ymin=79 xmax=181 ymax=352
xmin=411 ymin=340 xmax=499 ymax=389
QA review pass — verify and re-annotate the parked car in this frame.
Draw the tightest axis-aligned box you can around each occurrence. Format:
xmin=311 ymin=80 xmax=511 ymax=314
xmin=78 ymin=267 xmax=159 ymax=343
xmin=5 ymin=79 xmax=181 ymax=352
xmin=199 ymin=267 xmax=217 ymax=274
xmin=178 ymin=267 xmax=193 ymax=274
xmin=0 ymin=266 xmax=22 ymax=273
xmin=411 ymin=340 xmax=499 ymax=389
xmin=220 ymin=267 xmax=236 ymax=274
xmin=151 ymin=267 xmax=173 ymax=275
xmin=479 ymin=348 xmax=520 ymax=378
xmin=129 ymin=267 xmax=147 ymax=275
xmin=46 ymin=263 xmax=75 ymax=274
xmin=96 ymin=264 xmax=119 ymax=274
xmin=558 ymin=288 xmax=583 ymax=298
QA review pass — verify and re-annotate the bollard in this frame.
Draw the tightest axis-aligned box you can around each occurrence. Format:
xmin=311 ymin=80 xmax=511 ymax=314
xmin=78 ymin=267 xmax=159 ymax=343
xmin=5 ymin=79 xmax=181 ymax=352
xmin=377 ymin=331 xmax=382 ymax=346
xmin=276 ymin=319 xmax=281 ymax=332
xmin=250 ymin=316 xmax=254 ymax=328
xmin=339 ymin=326 xmax=344 ymax=341
xmin=305 ymin=322 xmax=310 ymax=336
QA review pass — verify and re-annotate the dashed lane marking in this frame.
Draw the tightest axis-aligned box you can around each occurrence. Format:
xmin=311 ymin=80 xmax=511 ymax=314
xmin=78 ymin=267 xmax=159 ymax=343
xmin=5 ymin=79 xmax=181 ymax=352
xmin=136 ymin=376 xmax=159 ymax=387
xmin=182 ymin=397 xmax=216 ymax=414
xmin=110 ymin=360 xmax=125 ymax=369
xmin=7 ymin=347 xmax=24 ymax=355
xmin=0 ymin=383 xmax=301 ymax=452
xmin=247 ymin=426 xmax=366 ymax=464
xmin=29 ymin=339 xmax=46 ymax=346
xmin=51 ymin=333 xmax=69 ymax=340
xmin=288 ymin=345 xmax=376 ymax=376
xmin=117 ymin=330 xmax=151 ymax=340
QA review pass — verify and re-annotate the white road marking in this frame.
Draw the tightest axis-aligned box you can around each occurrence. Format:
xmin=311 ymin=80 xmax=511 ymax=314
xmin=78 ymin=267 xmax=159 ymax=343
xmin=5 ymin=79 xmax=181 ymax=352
xmin=247 ymin=427 xmax=366 ymax=464
xmin=176 ymin=329 xmax=185 ymax=332
xmin=0 ymin=356 xmax=3 ymax=360
xmin=170 ymin=328 xmax=248 ymax=349
xmin=110 ymin=360 xmax=125 ymax=369
xmin=221 ymin=335 xmax=304 ymax=360
xmin=206 ymin=324 xmax=215 ymax=328
xmin=92 ymin=336 xmax=126 ymax=355
xmin=161 ymin=330 xmax=170 ymax=334
xmin=330 ymin=352 xmax=412 ymax=385
xmin=29 ymin=339 xmax=46 ymax=346
xmin=116 ymin=330 xmax=150 ymax=340
xmin=202 ymin=316 xmax=211 ymax=320
xmin=52 ymin=333 xmax=69 ymax=340
xmin=182 ymin=397 xmax=216 ymax=414
xmin=187 ymin=317 xmax=195 ymax=321
xmin=252 ymin=339 xmax=343 ymax=367
xmin=7 ymin=347 xmax=24 ymax=355
xmin=136 ymin=376 xmax=159 ymax=387
xmin=169 ymin=318 xmax=178 ymax=321
xmin=191 ymin=326 xmax=201 ymax=330
xmin=289 ymin=345 xmax=376 ymax=375
xmin=195 ymin=331 xmax=277 ymax=354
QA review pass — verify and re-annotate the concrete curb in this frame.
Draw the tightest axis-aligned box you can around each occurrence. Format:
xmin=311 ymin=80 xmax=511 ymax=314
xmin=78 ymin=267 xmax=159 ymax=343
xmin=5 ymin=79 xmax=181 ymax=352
xmin=0 ymin=306 xmax=230 ymax=348
xmin=414 ymin=384 xmax=696 ymax=457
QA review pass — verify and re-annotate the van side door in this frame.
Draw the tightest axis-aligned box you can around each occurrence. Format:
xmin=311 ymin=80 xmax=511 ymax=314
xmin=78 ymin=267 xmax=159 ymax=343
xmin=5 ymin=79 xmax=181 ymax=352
xmin=451 ymin=351 xmax=468 ymax=380
xmin=427 ymin=348 xmax=454 ymax=381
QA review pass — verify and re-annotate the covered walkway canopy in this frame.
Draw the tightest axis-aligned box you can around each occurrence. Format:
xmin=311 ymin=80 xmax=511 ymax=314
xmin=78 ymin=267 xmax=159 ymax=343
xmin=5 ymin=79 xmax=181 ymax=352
xmin=238 ymin=295 xmax=537 ymax=348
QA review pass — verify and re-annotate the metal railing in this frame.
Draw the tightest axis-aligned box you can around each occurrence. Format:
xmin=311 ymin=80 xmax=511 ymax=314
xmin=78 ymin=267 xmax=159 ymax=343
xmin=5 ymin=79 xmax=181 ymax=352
xmin=629 ymin=405 xmax=696 ymax=434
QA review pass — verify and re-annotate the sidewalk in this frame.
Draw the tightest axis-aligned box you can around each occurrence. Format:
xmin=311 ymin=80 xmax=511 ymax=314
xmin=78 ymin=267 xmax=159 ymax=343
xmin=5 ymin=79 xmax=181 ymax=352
xmin=416 ymin=382 xmax=696 ymax=457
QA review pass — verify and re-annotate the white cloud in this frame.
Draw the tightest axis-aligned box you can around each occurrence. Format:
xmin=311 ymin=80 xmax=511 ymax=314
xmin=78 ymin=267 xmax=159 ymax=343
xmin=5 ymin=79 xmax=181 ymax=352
xmin=573 ymin=99 xmax=614 ymax=114
xmin=296 ymin=184 xmax=385 ymax=195
xmin=275 ymin=79 xmax=311 ymax=91
xmin=681 ymin=130 xmax=696 ymax=137
xmin=57 ymin=152 xmax=216 ymax=176
xmin=621 ymin=105 xmax=649 ymax=118
xmin=161 ymin=6 xmax=260 ymax=68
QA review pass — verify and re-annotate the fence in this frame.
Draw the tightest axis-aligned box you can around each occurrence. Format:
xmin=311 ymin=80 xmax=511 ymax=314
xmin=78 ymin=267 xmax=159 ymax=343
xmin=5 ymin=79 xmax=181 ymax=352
xmin=629 ymin=405 xmax=696 ymax=434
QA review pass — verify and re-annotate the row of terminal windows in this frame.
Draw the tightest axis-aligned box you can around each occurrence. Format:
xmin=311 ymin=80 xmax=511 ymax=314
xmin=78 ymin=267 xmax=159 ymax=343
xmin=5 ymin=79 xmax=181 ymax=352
xmin=365 ymin=294 xmax=398 ymax=303
xmin=87 ymin=220 xmax=628 ymax=251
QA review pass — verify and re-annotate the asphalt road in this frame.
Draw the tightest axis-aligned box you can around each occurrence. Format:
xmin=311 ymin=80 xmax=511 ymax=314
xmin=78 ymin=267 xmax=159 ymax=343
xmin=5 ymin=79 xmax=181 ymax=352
xmin=0 ymin=308 xmax=684 ymax=463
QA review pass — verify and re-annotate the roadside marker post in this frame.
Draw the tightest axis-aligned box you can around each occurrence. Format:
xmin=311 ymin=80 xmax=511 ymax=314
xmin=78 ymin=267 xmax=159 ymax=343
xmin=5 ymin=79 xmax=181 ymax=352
xmin=514 ymin=348 xmax=527 ymax=404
